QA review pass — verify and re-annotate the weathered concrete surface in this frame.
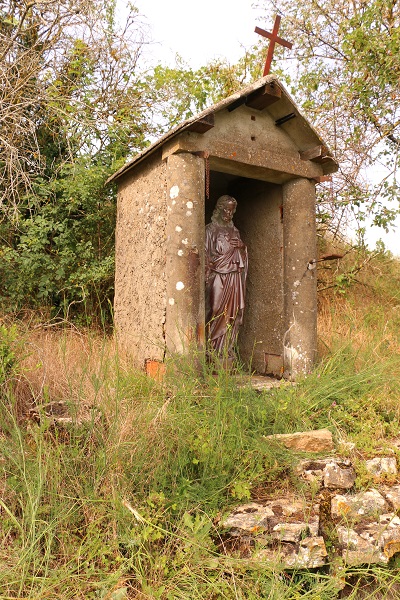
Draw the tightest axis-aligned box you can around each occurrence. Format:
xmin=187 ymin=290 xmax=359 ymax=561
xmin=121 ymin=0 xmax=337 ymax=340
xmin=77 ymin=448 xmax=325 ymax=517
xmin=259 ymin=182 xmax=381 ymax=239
xmin=282 ymin=177 xmax=317 ymax=379
xmin=234 ymin=179 xmax=284 ymax=374
xmin=165 ymin=153 xmax=205 ymax=355
xmin=266 ymin=429 xmax=334 ymax=452
xmin=108 ymin=75 xmax=337 ymax=186
xmin=114 ymin=152 xmax=167 ymax=364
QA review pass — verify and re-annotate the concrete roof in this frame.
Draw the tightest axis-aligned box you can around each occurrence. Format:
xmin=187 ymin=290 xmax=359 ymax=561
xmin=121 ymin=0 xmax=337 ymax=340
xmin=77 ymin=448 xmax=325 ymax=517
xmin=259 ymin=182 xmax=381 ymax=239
xmin=107 ymin=74 xmax=337 ymax=184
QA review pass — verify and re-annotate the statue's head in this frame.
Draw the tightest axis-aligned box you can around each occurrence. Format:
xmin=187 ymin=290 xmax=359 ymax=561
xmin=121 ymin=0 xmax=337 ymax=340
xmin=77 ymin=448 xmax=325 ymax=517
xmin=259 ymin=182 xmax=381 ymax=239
xmin=211 ymin=195 xmax=237 ymax=224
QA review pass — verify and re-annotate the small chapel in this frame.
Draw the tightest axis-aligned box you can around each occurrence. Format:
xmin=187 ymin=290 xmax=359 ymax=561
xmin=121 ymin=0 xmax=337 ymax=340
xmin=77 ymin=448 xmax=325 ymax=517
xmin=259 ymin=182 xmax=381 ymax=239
xmin=107 ymin=74 xmax=338 ymax=379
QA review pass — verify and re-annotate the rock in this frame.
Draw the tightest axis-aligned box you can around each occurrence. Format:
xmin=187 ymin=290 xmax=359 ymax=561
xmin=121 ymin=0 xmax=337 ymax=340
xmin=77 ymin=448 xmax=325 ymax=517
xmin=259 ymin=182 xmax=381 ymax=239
xmin=337 ymin=512 xmax=400 ymax=565
xmin=265 ymin=429 xmax=334 ymax=452
xmin=297 ymin=457 xmax=355 ymax=490
xmin=337 ymin=526 xmax=387 ymax=565
xmin=324 ymin=461 xmax=356 ymax=490
xmin=294 ymin=536 xmax=328 ymax=568
xmin=332 ymin=489 xmax=388 ymax=521
xmin=271 ymin=522 xmax=310 ymax=542
xmin=365 ymin=457 xmax=397 ymax=477
xmin=296 ymin=458 xmax=329 ymax=483
xmin=221 ymin=503 xmax=273 ymax=533
xmin=382 ymin=485 xmax=400 ymax=510
xmin=255 ymin=536 xmax=328 ymax=569
xmin=338 ymin=440 xmax=356 ymax=452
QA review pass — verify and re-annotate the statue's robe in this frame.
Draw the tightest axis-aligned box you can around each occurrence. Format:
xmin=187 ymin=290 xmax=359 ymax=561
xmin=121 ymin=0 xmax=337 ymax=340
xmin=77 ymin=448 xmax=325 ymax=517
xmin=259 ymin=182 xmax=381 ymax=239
xmin=205 ymin=222 xmax=248 ymax=356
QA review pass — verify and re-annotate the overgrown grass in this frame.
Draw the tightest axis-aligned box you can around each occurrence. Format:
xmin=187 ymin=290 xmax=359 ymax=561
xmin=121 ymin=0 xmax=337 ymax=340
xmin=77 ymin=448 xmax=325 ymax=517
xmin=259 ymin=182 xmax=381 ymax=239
xmin=1 ymin=249 xmax=400 ymax=598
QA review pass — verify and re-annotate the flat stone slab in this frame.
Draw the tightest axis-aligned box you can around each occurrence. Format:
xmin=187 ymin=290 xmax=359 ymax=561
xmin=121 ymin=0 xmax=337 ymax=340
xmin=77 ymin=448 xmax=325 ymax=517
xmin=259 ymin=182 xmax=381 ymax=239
xmin=222 ymin=503 xmax=274 ymax=533
xmin=237 ymin=376 xmax=291 ymax=391
xmin=332 ymin=489 xmax=389 ymax=521
xmin=222 ymin=499 xmax=319 ymax=537
xmin=256 ymin=536 xmax=328 ymax=569
xmin=366 ymin=457 xmax=397 ymax=477
xmin=265 ymin=429 xmax=334 ymax=452
xmin=324 ymin=460 xmax=356 ymax=490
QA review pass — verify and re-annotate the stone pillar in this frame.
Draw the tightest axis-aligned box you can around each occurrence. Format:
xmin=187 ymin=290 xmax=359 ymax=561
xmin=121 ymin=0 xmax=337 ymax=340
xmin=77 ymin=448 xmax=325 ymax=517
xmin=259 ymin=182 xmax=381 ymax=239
xmin=165 ymin=153 xmax=205 ymax=355
xmin=282 ymin=177 xmax=317 ymax=379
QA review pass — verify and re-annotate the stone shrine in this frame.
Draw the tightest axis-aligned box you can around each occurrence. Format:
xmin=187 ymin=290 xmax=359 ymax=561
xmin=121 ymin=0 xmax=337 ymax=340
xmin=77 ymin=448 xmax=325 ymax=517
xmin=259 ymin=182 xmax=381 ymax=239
xmin=107 ymin=75 xmax=338 ymax=379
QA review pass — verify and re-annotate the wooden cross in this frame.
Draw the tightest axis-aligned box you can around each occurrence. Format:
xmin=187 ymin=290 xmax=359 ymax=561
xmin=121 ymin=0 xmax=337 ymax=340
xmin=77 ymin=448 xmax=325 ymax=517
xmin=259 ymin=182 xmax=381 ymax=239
xmin=255 ymin=15 xmax=293 ymax=76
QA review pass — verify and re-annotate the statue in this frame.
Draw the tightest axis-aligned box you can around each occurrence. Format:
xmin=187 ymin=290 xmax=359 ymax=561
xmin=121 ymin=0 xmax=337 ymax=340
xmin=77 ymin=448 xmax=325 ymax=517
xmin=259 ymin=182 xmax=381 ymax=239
xmin=205 ymin=195 xmax=248 ymax=365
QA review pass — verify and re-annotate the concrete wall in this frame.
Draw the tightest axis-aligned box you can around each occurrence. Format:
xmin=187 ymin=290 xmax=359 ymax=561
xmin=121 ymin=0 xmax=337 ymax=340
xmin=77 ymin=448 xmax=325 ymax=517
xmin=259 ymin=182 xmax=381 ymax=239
xmin=164 ymin=153 xmax=205 ymax=355
xmin=234 ymin=179 xmax=284 ymax=374
xmin=282 ymin=178 xmax=317 ymax=378
xmin=114 ymin=151 xmax=167 ymax=364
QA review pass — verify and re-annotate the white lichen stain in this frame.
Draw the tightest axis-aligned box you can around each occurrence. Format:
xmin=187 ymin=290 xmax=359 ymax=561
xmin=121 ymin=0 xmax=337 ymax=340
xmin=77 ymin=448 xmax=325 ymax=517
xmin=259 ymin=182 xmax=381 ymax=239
xmin=172 ymin=200 xmax=176 ymax=205
xmin=186 ymin=201 xmax=194 ymax=209
xmin=182 ymin=238 xmax=188 ymax=245
xmin=175 ymin=225 xmax=182 ymax=232
xmin=170 ymin=186 xmax=179 ymax=199
xmin=176 ymin=281 xmax=185 ymax=291
xmin=308 ymin=260 xmax=317 ymax=271
xmin=293 ymin=280 xmax=301 ymax=288
xmin=177 ymin=249 xmax=183 ymax=256
xmin=186 ymin=211 xmax=192 ymax=216
xmin=168 ymin=298 xmax=175 ymax=305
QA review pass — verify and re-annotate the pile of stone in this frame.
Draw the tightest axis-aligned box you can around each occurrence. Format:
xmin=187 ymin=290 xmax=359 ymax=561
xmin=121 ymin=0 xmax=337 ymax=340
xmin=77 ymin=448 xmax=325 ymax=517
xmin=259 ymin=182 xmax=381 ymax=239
xmin=220 ymin=429 xmax=400 ymax=569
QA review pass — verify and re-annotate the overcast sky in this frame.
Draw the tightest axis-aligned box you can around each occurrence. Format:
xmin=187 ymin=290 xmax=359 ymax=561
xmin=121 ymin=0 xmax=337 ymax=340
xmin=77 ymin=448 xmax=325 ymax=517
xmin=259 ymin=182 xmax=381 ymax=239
xmin=129 ymin=0 xmax=400 ymax=255
xmin=133 ymin=0 xmax=265 ymax=69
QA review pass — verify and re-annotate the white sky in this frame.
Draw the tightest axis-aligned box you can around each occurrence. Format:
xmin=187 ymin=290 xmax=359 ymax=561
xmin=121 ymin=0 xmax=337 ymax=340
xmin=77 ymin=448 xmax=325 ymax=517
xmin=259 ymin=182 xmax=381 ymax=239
xmin=127 ymin=0 xmax=400 ymax=256
xmin=133 ymin=0 xmax=264 ymax=69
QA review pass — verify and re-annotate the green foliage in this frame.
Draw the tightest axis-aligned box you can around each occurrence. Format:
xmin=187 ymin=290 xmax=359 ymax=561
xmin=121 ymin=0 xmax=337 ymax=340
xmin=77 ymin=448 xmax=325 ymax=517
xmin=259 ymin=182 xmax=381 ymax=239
xmin=0 ymin=324 xmax=17 ymax=385
xmin=0 ymin=160 xmax=117 ymax=322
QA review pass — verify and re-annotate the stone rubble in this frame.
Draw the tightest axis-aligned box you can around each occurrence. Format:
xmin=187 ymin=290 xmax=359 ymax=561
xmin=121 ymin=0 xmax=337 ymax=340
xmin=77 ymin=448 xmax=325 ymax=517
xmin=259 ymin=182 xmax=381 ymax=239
xmin=221 ymin=431 xmax=400 ymax=570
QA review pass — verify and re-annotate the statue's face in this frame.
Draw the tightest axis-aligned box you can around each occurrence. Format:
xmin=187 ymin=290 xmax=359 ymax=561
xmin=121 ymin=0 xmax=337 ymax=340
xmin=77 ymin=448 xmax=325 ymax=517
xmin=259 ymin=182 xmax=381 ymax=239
xmin=220 ymin=200 xmax=236 ymax=223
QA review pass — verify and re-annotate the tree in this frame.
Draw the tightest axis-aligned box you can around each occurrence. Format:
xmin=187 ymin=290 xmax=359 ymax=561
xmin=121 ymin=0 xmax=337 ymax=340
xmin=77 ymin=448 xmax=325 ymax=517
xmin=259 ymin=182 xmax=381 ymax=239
xmin=0 ymin=0 xmax=153 ymax=216
xmin=0 ymin=0 xmax=157 ymax=321
xmin=254 ymin=0 xmax=400 ymax=239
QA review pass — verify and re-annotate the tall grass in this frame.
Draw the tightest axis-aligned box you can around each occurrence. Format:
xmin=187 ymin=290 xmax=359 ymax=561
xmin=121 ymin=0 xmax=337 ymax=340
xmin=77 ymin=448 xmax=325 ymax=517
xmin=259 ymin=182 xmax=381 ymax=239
xmin=1 ymin=250 xmax=400 ymax=597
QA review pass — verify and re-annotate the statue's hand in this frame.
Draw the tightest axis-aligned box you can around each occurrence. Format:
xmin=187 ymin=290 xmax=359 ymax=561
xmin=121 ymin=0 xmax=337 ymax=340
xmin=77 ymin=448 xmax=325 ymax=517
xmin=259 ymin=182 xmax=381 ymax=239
xmin=230 ymin=237 xmax=244 ymax=248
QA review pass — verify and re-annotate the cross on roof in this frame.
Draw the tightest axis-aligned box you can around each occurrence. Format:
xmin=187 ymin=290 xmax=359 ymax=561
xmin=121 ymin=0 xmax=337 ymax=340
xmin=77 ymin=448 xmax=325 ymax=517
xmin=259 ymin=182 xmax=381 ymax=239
xmin=255 ymin=15 xmax=293 ymax=76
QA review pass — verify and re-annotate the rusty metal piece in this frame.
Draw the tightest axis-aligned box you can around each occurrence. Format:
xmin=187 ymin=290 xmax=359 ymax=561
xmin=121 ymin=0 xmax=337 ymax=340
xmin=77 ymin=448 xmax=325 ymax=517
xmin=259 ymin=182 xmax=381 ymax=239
xmin=145 ymin=359 xmax=166 ymax=381
xmin=314 ymin=175 xmax=333 ymax=183
xmin=255 ymin=16 xmax=293 ymax=76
